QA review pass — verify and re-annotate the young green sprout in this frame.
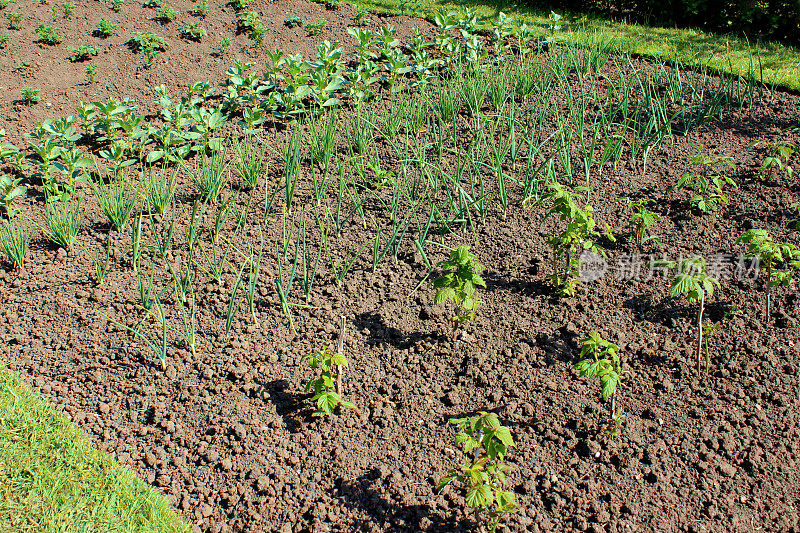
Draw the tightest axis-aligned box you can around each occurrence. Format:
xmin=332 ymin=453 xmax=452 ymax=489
xmin=432 ymin=245 xmax=486 ymax=340
xmin=751 ymin=139 xmax=795 ymax=181
xmin=661 ymin=256 xmax=720 ymax=373
xmin=737 ymin=229 xmax=799 ymax=321
xmin=437 ymin=411 xmax=516 ymax=533
xmin=618 ymin=197 xmax=661 ymax=249
xmin=302 ymin=335 xmax=355 ymax=417
xmin=574 ymin=331 xmax=623 ymax=427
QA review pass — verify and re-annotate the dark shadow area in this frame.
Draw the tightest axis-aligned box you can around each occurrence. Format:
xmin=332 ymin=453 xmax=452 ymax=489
xmin=334 ymin=469 xmax=476 ymax=532
xmin=354 ymin=311 xmax=449 ymax=349
xmin=259 ymin=379 xmax=313 ymax=433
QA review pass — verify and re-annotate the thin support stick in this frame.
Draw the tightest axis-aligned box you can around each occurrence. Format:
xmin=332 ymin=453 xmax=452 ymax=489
xmin=335 ymin=315 xmax=346 ymax=396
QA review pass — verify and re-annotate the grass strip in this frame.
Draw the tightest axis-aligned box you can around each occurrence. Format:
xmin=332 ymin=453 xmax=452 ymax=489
xmin=0 ymin=364 xmax=191 ymax=533
xmin=347 ymin=0 xmax=800 ymax=91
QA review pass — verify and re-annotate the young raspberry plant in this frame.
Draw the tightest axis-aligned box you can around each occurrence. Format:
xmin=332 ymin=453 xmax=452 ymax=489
xmin=737 ymin=228 xmax=799 ymax=321
xmin=659 ymin=256 xmax=720 ymax=373
xmin=302 ymin=342 xmax=355 ymax=417
xmin=438 ymin=412 xmax=516 ymax=533
xmin=574 ymin=331 xmax=624 ymax=430
xmin=752 ymin=139 xmax=795 ymax=181
xmin=617 ymin=197 xmax=661 ymax=249
xmin=673 ymin=147 xmax=736 ymax=213
xmin=432 ymin=245 xmax=486 ymax=339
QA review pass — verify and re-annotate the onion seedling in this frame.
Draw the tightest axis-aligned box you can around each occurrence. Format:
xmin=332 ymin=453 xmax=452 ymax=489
xmin=0 ymin=216 xmax=31 ymax=271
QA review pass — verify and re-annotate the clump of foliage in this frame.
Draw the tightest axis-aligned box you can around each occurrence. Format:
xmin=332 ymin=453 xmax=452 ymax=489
xmin=304 ymin=19 xmax=327 ymax=35
xmin=36 ymin=24 xmax=62 ymax=44
xmin=673 ymin=147 xmax=736 ymax=213
xmin=237 ymin=11 xmax=265 ymax=45
xmin=352 ymin=5 xmax=370 ymax=25
xmin=432 ymin=245 xmax=486 ymax=338
xmin=4 ymin=12 xmax=21 ymax=30
xmin=574 ymin=331 xmax=624 ymax=432
xmin=155 ymin=6 xmax=178 ymax=23
xmin=142 ymin=0 xmax=161 ymax=7
xmin=438 ymin=412 xmax=516 ymax=533
xmin=128 ymin=31 xmax=167 ymax=67
xmin=302 ymin=342 xmax=355 ymax=416
xmin=0 ymin=173 xmax=26 ymax=218
xmin=94 ymin=18 xmax=117 ymax=37
xmin=284 ymin=16 xmax=302 ymax=28
xmin=181 ymin=21 xmax=206 ymax=41
xmin=752 ymin=139 xmax=795 ymax=181
xmin=618 ymin=197 xmax=661 ymax=249
xmin=190 ymin=0 xmax=208 ymax=17
xmin=737 ymin=229 xmax=799 ymax=321
xmin=541 ymin=183 xmax=602 ymax=296
xmin=21 ymin=86 xmax=39 ymax=105
xmin=0 ymin=34 xmax=7 ymax=47
xmin=110 ymin=0 xmax=123 ymax=11
xmin=218 ymin=36 xmax=231 ymax=57
xmin=66 ymin=45 xmax=99 ymax=62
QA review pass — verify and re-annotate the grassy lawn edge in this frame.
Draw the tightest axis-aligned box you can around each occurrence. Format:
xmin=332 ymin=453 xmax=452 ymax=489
xmin=0 ymin=364 xmax=191 ymax=533
xmin=347 ymin=0 xmax=800 ymax=92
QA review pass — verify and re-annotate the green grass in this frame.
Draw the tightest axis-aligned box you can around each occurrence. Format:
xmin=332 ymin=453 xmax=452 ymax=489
xmin=0 ymin=364 xmax=191 ymax=533
xmin=348 ymin=0 xmax=800 ymax=91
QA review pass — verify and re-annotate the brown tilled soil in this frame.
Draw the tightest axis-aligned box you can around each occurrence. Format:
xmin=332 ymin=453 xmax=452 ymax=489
xmin=2 ymin=1 xmax=800 ymax=532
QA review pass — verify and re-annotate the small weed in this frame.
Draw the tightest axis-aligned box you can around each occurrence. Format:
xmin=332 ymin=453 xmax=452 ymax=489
xmin=60 ymin=2 xmax=74 ymax=18
xmin=110 ymin=0 xmax=123 ymax=11
xmin=0 ymin=34 xmax=8 ymax=47
xmin=304 ymin=19 xmax=327 ymax=35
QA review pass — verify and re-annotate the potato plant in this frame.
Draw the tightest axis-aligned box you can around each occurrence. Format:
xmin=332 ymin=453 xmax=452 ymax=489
xmin=438 ymin=412 xmax=516 ymax=533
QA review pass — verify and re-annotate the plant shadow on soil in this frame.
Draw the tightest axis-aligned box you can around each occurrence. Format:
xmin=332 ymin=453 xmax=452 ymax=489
xmin=354 ymin=311 xmax=449 ymax=349
xmin=261 ymin=379 xmax=314 ymax=433
xmin=335 ymin=469 xmax=476 ymax=532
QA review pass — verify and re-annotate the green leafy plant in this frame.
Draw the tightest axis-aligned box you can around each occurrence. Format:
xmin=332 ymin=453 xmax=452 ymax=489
xmin=574 ymin=331 xmax=624 ymax=425
xmin=128 ymin=31 xmax=167 ymax=66
xmin=432 ymin=245 xmax=486 ymax=338
xmin=155 ymin=6 xmax=178 ymax=23
xmin=5 ymin=12 xmax=21 ymax=29
xmin=0 ymin=34 xmax=8 ymax=47
xmin=284 ymin=16 xmax=302 ymax=28
xmin=352 ymin=6 xmax=370 ymax=25
xmin=437 ymin=412 xmax=516 ymax=533
xmin=0 ymin=0 xmax=13 ymax=9
xmin=752 ymin=139 xmax=795 ymax=181
xmin=324 ymin=0 xmax=340 ymax=9
xmin=21 ymin=86 xmax=39 ymax=106
xmin=66 ymin=45 xmax=99 ymax=62
xmin=0 ymin=174 xmax=25 ymax=218
xmin=0 ymin=217 xmax=31 ymax=271
xmin=541 ymin=183 xmax=602 ymax=296
xmin=661 ymin=256 xmax=720 ymax=373
xmin=217 ymin=36 xmax=231 ymax=57
xmin=36 ymin=24 xmax=62 ymax=44
xmin=90 ymin=173 xmax=140 ymax=231
xmin=181 ymin=21 xmax=206 ymax=41
xmin=237 ymin=11 xmax=264 ymax=45
xmin=302 ymin=342 xmax=355 ymax=416
xmin=85 ymin=64 xmax=97 ymax=83
xmin=60 ymin=2 xmax=74 ymax=17
xmin=190 ymin=0 xmax=207 ymax=17
xmin=618 ymin=197 xmax=661 ymax=249
xmin=94 ymin=18 xmax=117 ymax=37
xmin=700 ymin=322 xmax=720 ymax=374
xmin=142 ymin=0 xmax=161 ymax=7
xmin=304 ymin=19 xmax=327 ymax=35
xmin=110 ymin=0 xmax=123 ymax=11
xmin=673 ymin=147 xmax=736 ymax=213
xmin=737 ymin=228 xmax=800 ymax=321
